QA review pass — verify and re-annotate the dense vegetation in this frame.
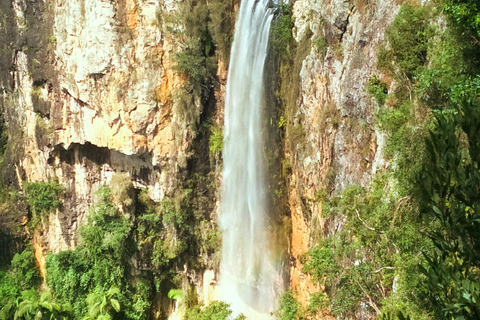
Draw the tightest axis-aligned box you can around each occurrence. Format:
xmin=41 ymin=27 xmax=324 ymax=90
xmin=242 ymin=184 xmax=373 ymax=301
xmin=274 ymin=0 xmax=480 ymax=319
xmin=0 ymin=174 xmax=224 ymax=319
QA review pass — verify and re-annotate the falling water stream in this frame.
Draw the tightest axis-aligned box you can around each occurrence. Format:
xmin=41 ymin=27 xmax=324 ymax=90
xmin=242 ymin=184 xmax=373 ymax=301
xmin=218 ymin=0 xmax=283 ymax=318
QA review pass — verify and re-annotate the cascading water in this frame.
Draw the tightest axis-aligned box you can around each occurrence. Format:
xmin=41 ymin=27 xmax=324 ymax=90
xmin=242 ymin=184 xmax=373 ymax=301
xmin=218 ymin=0 xmax=283 ymax=317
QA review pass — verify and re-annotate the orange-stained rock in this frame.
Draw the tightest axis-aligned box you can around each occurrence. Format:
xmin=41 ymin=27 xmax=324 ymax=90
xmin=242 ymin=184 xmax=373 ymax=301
xmin=127 ymin=8 xmax=137 ymax=29
xmin=33 ymin=230 xmax=46 ymax=279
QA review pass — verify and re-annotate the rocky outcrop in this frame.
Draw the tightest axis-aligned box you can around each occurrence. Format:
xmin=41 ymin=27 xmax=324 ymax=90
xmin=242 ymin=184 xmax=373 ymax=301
xmin=0 ymin=0 xmax=224 ymax=283
xmin=287 ymin=0 xmax=399 ymax=309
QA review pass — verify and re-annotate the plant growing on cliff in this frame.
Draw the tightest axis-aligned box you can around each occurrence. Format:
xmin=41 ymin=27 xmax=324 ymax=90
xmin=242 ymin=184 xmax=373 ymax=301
xmin=12 ymin=289 xmax=72 ymax=320
xmin=185 ymin=301 xmax=246 ymax=320
xmin=271 ymin=4 xmax=295 ymax=57
xmin=46 ymin=186 xmax=132 ymax=318
xmin=82 ymin=286 xmax=121 ymax=320
xmin=209 ymin=125 xmax=223 ymax=157
xmin=174 ymin=39 xmax=216 ymax=96
xmin=303 ymin=176 xmax=433 ymax=319
xmin=378 ymin=5 xmax=433 ymax=80
xmin=275 ymin=290 xmax=302 ymax=320
xmin=415 ymin=87 xmax=480 ymax=318
xmin=0 ymin=249 xmax=40 ymax=312
xmin=24 ymin=180 xmax=63 ymax=229
xmin=366 ymin=74 xmax=388 ymax=105
xmin=443 ymin=0 xmax=480 ymax=37
xmin=110 ymin=172 xmax=135 ymax=213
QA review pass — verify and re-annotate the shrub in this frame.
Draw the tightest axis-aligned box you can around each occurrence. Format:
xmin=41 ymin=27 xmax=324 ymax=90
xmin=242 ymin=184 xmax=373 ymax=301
xmin=443 ymin=0 xmax=480 ymax=37
xmin=313 ymin=37 xmax=328 ymax=59
xmin=0 ymin=249 xmax=40 ymax=304
xmin=46 ymin=186 xmax=132 ymax=318
xmin=367 ymin=74 xmax=388 ymax=105
xmin=209 ymin=125 xmax=223 ymax=156
xmin=207 ymin=0 xmax=236 ymax=64
xmin=170 ymin=0 xmax=219 ymax=107
xmin=275 ymin=290 xmax=302 ymax=320
xmin=174 ymin=39 xmax=216 ymax=96
xmin=24 ymin=181 xmax=63 ymax=228
xmin=186 ymin=301 xmax=245 ymax=320
xmin=380 ymin=5 xmax=433 ymax=80
xmin=271 ymin=4 xmax=295 ymax=57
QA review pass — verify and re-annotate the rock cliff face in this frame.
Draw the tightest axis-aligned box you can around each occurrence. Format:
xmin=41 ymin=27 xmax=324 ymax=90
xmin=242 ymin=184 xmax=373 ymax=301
xmin=1 ymin=0 xmax=211 ymax=250
xmin=0 ymin=0 xmax=402 ymax=317
xmin=286 ymin=0 xmax=399 ymax=310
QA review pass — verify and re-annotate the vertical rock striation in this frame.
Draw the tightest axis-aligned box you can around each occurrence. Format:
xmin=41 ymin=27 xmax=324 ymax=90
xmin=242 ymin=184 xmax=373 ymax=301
xmin=287 ymin=0 xmax=400 ymax=309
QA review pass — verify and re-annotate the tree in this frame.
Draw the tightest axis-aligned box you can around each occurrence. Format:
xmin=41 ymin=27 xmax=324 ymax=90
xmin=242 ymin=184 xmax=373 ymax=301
xmin=418 ymin=97 xmax=480 ymax=319
xmin=443 ymin=0 xmax=480 ymax=37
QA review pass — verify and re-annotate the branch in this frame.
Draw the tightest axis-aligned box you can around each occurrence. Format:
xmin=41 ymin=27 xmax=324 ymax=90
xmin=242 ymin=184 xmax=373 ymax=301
xmin=373 ymin=266 xmax=395 ymax=273
xmin=355 ymin=209 xmax=384 ymax=234
xmin=471 ymin=34 xmax=480 ymax=46
xmin=391 ymin=195 xmax=412 ymax=229
xmin=353 ymin=277 xmax=381 ymax=314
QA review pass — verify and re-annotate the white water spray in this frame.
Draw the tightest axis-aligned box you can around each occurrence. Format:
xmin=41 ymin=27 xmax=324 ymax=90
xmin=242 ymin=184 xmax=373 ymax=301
xmin=218 ymin=0 xmax=283 ymax=317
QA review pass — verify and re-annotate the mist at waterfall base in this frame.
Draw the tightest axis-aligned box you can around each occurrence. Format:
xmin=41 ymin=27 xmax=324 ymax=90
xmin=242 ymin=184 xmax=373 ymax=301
xmin=217 ymin=0 xmax=284 ymax=318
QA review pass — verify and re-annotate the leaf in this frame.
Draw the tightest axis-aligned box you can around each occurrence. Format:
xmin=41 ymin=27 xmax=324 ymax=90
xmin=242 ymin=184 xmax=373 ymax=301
xmin=167 ymin=289 xmax=183 ymax=300
xmin=110 ymin=298 xmax=120 ymax=313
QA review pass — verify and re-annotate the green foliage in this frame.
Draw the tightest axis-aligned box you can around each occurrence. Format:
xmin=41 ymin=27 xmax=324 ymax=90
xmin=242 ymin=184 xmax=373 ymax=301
xmin=150 ymin=197 xmax=187 ymax=267
xmin=209 ymin=125 xmax=223 ymax=156
xmin=46 ymin=186 xmax=132 ymax=319
xmin=379 ymin=5 xmax=433 ymax=80
xmin=206 ymin=0 xmax=237 ymax=64
xmin=169 ymin=0 xmax=236 ymax=114
xmin=174 ymin=39 xmax=216 ymax=96
xmin=14 ymin=289 xmax=72 ymax=320
xmin=275 ymin=290 xmax=301 ymax=320
xmin=185 ymin=301 xmax=242 ymax=320
xmin=0 ymin=249 xmax=41 ymax=316
xmin=443 ymin=0 xmax=480 ymax=37
xmin=0 ymin=287 xmax=72 ymax=320
xmin=9 ymin=250 xmax=40 ymax=292
xmin=82 ymin=286 xmax=121 ymax=320
xmin=24 ymin=180 xmax=63 ymax=228
xmin=366 ymin=74 xmax=388 ymax=105
xmin=271 ymin=4 xmax=295 ymax=57
xmin=313 ymin=37 xmax=327 ymax=59
xmin=303 ymin=175 xmax=431 ymax=318
xmin=373 ymin=7 xmax=438 ymax=194
xmin=416 ymin=95 xmax=480 ymax=319
xmin=167 ymin=289 xmax=182 ymax=300
xmin=135 ymin=189 xmax=189 ymax=274
xmin=135 ymin=170 xmax=221 ymax=287
xmin=31 ymin=86 xmax=41 ymax=97
xmin=47 ymin=35 xmax=56 ymax=44
xmin=380 ymin=310 xmax=412 ymax=320
xmin=126 ymin=281 xmax=151 ymax=320
xmin=274 ymin=24 xmax=312 ymax=154
xmin=350 ymin=2 xmax=480 ymax=318
xmin=80 ymin=187 xmax=131 ymax=262
xmin=306 ymin=292 xmax=329 ymax=317
xmin=45 ymin=249 xmax=90 ymax=316
xmin=302 ymin=246 xmax=335 ymax=284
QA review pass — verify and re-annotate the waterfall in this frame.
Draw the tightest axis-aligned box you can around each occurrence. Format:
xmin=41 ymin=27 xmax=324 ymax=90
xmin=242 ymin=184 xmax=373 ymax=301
xmin=218 ymin=0 xmax=283 ymax=317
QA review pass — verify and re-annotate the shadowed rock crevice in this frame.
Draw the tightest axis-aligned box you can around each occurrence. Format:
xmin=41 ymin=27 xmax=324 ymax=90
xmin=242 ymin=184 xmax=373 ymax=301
xmin=48 ymin=142 xmax=158 ymax=246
